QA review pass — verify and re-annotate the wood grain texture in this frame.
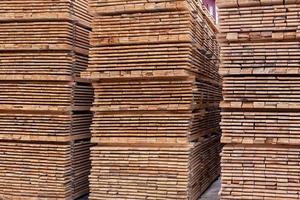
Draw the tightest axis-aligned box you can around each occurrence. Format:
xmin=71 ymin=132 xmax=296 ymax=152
xmin=217 ymin=0 xmax=300 ymax=199
xmin=0 ymin=1 xmax=92 ymax=199
xmin=82 ymin=1 xmax=221 ymax=199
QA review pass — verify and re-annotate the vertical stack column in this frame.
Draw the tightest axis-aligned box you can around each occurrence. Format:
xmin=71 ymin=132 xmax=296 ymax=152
xmin=82 ymin=1 xmax=222 ymax=199
xmin=0 ymin=1 xmax=92 ymax=199
xmin=217 ymin=0 xmax=300 ymax=199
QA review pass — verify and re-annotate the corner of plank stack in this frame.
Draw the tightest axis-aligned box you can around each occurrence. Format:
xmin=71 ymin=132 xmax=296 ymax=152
xmin=217 ymin=0 xmax=300 ymax=199
xmin=81 ymin=0 xmax=222 ymax=199
xmin=0 ymin=1 xmax=92 ymax=199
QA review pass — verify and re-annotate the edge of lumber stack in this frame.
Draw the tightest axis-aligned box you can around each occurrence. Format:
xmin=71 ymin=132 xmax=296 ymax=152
xmin=217 ymin=0 xmax=300 ymax=199
xmin=82 ymin=1 xmax=222 ymax=199
xmin=0 ymin=1 xmax=92 ymax=199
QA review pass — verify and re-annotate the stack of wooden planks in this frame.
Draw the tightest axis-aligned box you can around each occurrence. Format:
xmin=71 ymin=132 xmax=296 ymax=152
xmin=0 ymin=1 xmax=92 ymax=199
xmin=82 ymin=1 xmax=222 ymax=199
xmin=217 ymin=0 xmax=300 ymax=199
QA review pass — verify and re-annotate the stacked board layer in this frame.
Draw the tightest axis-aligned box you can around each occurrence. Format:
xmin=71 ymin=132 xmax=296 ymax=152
xmin=82 ymin=1 xmax=222 ymax=199
xmin=217 ymin=0 xmax=300 ymax=199
xmin=0 ymin=1 xmax=92 ymax=199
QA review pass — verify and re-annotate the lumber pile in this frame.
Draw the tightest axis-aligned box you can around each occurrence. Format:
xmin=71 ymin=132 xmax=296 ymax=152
xmin=82 ymin=1 xmax=222 ymax=199
xmin=90 ymin=135 xmax=221 ymax=200
xmin=0 ymin=1 xmax=92 ymax=199
xmin=0 ymin=140 xmax=91 ymax=200
xmin=217 ymin=0 xmax=300 ymax=199
xmin=0 ymin=0 xmax=91 ymax=26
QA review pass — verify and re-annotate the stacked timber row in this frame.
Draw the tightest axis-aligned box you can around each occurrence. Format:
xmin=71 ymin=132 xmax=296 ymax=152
xmin=82 ymin=1 xmax=222 ymax=199
xmin=217 ymin=0 xmax=300 ymax=199
xmin=0 ymin=1 xmax=92 ymax=199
